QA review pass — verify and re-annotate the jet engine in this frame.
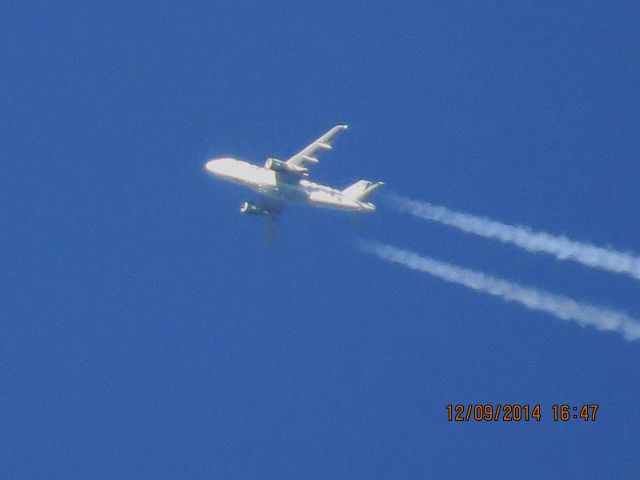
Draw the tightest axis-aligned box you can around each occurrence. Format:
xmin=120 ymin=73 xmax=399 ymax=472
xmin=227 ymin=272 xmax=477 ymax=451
xmin=240 ymin=201 xmax=267 ymax=215
xmin=264 ymin=157 xmax=308 ymax=175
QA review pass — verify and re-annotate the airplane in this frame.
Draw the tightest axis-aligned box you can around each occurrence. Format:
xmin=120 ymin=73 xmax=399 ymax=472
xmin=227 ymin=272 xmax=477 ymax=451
xmin=204 ymin=125 xmax=384 ymax=230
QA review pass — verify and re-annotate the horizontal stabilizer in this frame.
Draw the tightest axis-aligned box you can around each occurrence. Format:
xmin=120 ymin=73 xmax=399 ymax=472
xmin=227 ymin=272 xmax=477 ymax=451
xmin=342 ymin=180 xmax=385 ymax=201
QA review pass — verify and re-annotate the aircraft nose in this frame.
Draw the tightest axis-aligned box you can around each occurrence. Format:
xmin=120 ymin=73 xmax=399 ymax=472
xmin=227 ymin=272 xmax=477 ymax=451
xmin=205 ymin=157 xmax=237 ymax=178
xmin=205 ymin=159 xmax=223 ymax=174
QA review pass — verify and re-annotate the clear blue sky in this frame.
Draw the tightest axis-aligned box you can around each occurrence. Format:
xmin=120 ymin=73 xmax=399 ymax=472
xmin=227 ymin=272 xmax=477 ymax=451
xmin=3 ymin=1 xmax=640 ymax=478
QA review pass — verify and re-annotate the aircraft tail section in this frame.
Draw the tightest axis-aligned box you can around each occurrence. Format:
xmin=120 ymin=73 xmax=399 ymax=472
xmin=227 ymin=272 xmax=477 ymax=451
xmin=341 ymin=180 xmax=385 ymax=201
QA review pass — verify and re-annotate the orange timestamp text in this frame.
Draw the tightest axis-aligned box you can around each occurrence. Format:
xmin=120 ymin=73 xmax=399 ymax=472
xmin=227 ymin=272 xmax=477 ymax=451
xmin=446 ymin=404 xmax=599 ymax=422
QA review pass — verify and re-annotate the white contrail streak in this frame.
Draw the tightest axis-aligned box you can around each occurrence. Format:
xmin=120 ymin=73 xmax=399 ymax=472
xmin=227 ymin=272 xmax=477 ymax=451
xmin=359 ymin=241 xmax=640 ymax=341
xmin=385 ymin=194 xmax=640 ymax=281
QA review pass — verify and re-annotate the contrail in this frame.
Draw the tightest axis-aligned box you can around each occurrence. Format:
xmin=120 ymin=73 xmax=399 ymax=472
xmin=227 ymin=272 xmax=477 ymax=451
xmin=385 ymin=194 xmax=640 ymax=281
xmin=359 ymin=241 xmax=640 ymax=341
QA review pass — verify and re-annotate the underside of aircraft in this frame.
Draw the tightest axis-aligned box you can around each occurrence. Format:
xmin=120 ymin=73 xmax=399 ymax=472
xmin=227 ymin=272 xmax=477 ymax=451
xmin=204 ymin=124 xmax=384 ymax=240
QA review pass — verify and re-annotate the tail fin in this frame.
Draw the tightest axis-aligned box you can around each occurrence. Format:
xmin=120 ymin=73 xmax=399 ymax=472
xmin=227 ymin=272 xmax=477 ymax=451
xmin=341 ymin=180 xmax=385 ymax=201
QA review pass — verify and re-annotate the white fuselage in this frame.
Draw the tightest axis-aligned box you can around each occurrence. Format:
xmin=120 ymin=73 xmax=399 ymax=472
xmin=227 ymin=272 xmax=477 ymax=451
xmin=205 ymin=157 xmax=375 ymax=212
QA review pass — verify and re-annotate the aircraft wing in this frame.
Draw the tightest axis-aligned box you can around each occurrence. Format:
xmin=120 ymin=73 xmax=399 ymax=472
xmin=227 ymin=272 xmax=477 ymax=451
xmin=257 ymin=194 xmax=284 ymax=217
xmin=257 ymin=195 xmax=284 ymax=247
xmin=286 ymin=124 xmax=349 ymax=169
